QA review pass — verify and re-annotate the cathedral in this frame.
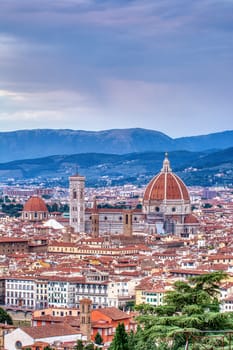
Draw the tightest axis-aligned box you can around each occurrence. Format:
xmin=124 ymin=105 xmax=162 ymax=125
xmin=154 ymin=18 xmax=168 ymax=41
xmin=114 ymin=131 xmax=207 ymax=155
xmin=69 ymin=154 xmax=199 ymax=236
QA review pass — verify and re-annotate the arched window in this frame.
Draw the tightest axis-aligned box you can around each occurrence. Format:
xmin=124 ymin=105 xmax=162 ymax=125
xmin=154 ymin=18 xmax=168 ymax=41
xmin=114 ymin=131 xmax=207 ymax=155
xmin=15 ymin=341 xmax=22 ymax=350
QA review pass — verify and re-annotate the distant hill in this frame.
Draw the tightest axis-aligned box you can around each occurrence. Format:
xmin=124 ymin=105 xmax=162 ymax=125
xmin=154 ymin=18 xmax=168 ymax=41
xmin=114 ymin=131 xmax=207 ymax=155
xmin=175 ymin=130 xmax=233 ymax=152
xmin=0 ymin=128 xmax=233 ymax=163
xmin=0 ymin=148 xmax=232 ymax=187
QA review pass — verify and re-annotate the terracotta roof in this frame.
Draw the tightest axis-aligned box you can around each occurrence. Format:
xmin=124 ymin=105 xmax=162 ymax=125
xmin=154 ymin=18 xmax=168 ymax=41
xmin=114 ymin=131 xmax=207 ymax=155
xmin=93 ymin=307 xmax=130 ymax=321
xmin=23 ymin=196 xmax=48 ymax=212
xmin=144 ymin=171 xmax=190 ymax=202
xmin=184 ymin=214 xmax=199 ymax=224
xmin=23 ymin=341 xmax=49 ymax=349
xmin=0 ymin=237 xmax=28 ymax=243
xmin=143 ymin=154 xmax=190 ymax=204
xmin=21 ymin=323 xmax=79 ymax=338
xmin=33 ymin=315 xmax=80 ymax=326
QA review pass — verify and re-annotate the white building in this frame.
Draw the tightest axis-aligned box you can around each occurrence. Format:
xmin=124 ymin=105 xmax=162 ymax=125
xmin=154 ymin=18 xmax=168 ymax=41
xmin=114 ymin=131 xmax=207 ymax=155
xmin=108 ymin=278 xmax=139 ymax=308
xmin=4 ymin=323 xmax=83 ymax=350
xmin=5 ymin=277 xmax=36 ymax=309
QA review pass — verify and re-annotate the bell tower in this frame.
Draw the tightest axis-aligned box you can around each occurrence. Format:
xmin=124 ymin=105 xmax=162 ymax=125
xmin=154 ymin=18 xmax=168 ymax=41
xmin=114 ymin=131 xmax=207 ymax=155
xmin=91 ymin=198 xmax=99 ymax=237
xmin=123 ymin=210 xmax=133 ymax=236
xmin=69 ymin=174 xmax=85 ymax=233
xmin=80 ymin=298 xmax=92 ymax=342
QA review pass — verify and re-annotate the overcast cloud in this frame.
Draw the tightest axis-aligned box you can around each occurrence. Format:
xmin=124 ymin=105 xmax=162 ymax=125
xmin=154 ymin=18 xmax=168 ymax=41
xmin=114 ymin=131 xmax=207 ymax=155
xmin=0 ymin=0 xmax=232 ymax=136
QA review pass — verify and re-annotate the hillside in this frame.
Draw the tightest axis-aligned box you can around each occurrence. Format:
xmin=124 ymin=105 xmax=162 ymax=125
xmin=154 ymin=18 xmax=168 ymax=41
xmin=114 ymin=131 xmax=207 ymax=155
xmin=0 ymin=148 xmax=232 ymax=187
xmin=1 ymin=128 xmax=233 ymax=163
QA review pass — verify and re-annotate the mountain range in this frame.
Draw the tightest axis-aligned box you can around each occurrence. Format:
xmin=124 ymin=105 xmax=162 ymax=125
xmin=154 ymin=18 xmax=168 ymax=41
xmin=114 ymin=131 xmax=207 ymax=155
xmin=0 ymin=148 xmax=232 ymax=188
xmin=1 ymin=128 xmax=233 ymax=163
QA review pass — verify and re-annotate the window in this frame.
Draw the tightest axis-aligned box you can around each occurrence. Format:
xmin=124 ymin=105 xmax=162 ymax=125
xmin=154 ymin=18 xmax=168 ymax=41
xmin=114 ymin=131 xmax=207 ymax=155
xmin=15 ymin=341 xmax=22 ymax=349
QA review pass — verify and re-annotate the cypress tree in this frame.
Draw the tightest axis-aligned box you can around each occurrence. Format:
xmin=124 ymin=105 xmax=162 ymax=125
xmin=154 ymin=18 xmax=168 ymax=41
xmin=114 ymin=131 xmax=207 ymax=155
xmin=109 ymin=323 xmax=129 ymax=350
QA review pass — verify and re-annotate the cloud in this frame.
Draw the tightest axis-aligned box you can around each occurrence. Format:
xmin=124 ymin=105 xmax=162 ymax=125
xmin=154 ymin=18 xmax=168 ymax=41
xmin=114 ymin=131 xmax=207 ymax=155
xmin=1 ymin=0 xmax=232 ymax=36
xmin=0 ymin=0 xmax=232 ymax=136
xmin=0 ymin=88 xmax=99 ymax=130
xmin=98 ymin=78 xmax=233 ymax=136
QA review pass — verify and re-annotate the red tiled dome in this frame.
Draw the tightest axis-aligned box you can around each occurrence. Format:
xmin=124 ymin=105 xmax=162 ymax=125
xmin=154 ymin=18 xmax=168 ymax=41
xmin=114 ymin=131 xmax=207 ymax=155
xmin=143 ymin=154 xmax=190 ymax=202
xmin=23 ymin=196 xmax=48 ymax=212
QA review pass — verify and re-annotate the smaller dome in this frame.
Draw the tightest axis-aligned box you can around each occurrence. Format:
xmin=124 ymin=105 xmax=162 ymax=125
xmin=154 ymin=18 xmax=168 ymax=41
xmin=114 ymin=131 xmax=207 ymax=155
xmin=23 ymin=196 xmax=48 ymax=212
xmin=184 ymin=214 xmax=199 ymax=224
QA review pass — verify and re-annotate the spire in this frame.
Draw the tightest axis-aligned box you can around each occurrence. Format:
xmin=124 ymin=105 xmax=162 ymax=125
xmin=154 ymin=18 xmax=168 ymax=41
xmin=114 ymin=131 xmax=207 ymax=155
xmin=161 ymin=152 xmax=172 ymax=172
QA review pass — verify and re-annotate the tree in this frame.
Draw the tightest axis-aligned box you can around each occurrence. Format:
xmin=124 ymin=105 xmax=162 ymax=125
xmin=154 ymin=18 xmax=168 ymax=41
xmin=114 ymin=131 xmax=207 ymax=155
xmin=130 ymin=325 xmax=170 ymax=350
xmin=95 ymin=332 xmax=103 ymax=346
xmin=74 ymin=340 xmax=84 ymax=350
xmin=136 ymin=271 xmax=233 ymax=349
xmin=109 ymin=323 xmax=129 ymax=350
xmin=1 ymin=203 xmax=23 ymax=217
xmin=0 ymin=308 xmax=13 ymax=325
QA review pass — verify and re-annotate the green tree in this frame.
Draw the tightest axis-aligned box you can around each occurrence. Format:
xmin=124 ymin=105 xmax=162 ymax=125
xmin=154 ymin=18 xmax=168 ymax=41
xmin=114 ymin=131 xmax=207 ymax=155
xmin=109 ymin=323 xmax=129 ymax=350
xmin=128 ymin=330 xmax=136 ymax=350
xmin=136 ymin=271 xmax=233 ymax=349
xmin=0 ymin=308 xmax=13 ymax=325
xmin=85 ymin=344 xmax=94 ymax=350
xmin=95 ymin=332 xmax=103 ymax=345
xmin=1 ymin=203 xmax=23 ymax=217
xmin=202 ymin=203 xmax=213 ymax=208
xmin=129 ymin=326 xmax=170 ymax=350
xmin=74 ymin=340 xmax=84 ymax=350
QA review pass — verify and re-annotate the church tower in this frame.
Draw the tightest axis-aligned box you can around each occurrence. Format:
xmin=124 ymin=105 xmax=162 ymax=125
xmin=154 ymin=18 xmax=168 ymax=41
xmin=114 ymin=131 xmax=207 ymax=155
xmin=69 ymin=174 xmax=85 ymax=233
xmin=123 ymin=210 xmax=133 ymax=236
xmin=91 ymin=197 xmax=99 ymax=238
xmin=80 ymin=298 xmax=92 ymax=342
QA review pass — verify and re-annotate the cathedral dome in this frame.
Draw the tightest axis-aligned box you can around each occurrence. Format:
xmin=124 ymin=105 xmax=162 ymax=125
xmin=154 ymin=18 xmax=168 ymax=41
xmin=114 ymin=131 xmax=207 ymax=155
xmin=143 ymin=154 xmax=190 ymax=202
xmin=22 ymin=195 xmax=48 ymax=221
xmin=23 ymin=196 xmax=48 ymax=212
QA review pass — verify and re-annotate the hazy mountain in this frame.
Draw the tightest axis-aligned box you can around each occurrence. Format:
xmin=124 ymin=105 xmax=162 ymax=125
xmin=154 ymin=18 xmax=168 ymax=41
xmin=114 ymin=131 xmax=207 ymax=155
xmin=175 ymin=130 xmax=233 ymax=152
xmin=0 ymin=148 xmax=232 ymax=187
xmin=1 ymin=128 xmax=233 ymax=163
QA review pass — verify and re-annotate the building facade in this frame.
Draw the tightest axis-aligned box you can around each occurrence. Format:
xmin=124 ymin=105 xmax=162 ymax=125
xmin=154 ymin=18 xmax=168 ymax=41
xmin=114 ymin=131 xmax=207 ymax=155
xmin=70 ymin=154 xmax=199 ymax=236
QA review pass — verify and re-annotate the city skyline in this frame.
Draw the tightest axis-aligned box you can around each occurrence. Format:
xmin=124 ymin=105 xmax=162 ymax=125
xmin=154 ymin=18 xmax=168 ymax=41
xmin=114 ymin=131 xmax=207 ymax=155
xmin=0 ymin=0 xmax=232 ymax=137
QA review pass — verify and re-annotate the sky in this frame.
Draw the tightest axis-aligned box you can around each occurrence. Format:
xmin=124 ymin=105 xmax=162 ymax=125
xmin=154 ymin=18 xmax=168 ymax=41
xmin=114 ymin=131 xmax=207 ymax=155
xmin=0 ymin=0 xmax=232 ymax=137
